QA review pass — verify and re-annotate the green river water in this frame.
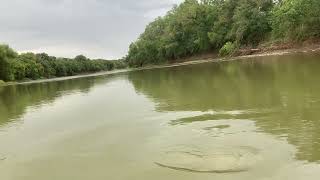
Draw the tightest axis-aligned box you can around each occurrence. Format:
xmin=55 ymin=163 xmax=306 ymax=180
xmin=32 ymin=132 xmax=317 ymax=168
xmin=1 ymin=52 xmax=320 ymax=179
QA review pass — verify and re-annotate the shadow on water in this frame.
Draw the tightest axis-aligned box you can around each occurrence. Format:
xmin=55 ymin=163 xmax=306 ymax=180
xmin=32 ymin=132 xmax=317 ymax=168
xmin=169 ymin=111 xmax=275 ymax=125
xmin=0 ymin=75 xmax=119 ymax=128
xmin=128 ymin=53 xmax=320 ymax=162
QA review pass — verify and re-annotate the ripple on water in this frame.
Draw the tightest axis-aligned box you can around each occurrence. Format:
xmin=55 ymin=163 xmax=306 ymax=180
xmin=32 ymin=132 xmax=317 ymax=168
xmin=155 ymin=145 xmax=261 ymax=173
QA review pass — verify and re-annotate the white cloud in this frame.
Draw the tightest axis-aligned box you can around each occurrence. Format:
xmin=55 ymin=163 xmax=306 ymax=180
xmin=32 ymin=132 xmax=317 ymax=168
xmin=0 ymin=0 xmax=183 ymax=59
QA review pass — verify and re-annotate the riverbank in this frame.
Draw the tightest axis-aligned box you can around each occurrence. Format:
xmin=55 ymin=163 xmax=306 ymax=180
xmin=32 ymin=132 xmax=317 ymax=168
xmin=0 ymin=69 xmax=133 ymax=86
xmin=137 ymin=41 xmax=320 ymax=70
xmin=1 ymin=42 xmax=320 ymax=87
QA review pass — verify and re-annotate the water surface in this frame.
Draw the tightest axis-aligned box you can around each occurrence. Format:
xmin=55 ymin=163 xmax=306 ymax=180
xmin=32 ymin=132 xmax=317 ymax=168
xmin=1 ymin=52 xmax=320 ymax=180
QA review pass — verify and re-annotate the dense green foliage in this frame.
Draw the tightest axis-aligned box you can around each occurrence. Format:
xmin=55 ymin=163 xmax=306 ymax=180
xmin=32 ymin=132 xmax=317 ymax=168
xmin=0 ymin=45 xmax=127 ymax=82
xmin=219 ymin=42 xmax=238 ymax=56
xmin=127 ymin=0 xmax=320 ymax=67
xmin=271 ymin=0 xmax=320 ymax=41
xmin=0 ymin=45 xmax=18 ymax=81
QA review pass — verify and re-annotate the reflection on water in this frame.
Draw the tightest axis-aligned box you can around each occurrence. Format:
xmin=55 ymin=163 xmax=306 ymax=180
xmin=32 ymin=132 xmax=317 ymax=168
xmin=0 ymin=75 xmax=116 ymax=127
xmin=128 ymin=53 xmax=320 ymax=163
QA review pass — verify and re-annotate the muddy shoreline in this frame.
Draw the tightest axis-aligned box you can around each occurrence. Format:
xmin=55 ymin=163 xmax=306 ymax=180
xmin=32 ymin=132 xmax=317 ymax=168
xmin=1 ymin=44 xmax=320 ymax=87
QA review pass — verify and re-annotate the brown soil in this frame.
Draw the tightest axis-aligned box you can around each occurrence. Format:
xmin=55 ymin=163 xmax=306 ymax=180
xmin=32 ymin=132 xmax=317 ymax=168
xmin=168 ymin=39 xmax=320 ymax=64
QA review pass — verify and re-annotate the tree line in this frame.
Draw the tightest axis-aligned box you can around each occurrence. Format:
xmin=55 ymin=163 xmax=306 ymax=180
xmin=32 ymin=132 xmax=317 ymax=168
xmin=126 ymin=0 xmax=320 ymax=67
xmin=0 ymin=45 xmax=127 ymax=82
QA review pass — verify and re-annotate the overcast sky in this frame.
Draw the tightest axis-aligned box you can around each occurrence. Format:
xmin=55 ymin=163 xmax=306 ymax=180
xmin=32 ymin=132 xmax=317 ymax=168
xmin=0 ymin=0 xmax=182 ymax=59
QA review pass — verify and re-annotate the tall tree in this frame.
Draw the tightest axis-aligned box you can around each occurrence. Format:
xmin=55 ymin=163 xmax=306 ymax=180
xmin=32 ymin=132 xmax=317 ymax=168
xmin=0 ymin=45 xmax=17 ymax=81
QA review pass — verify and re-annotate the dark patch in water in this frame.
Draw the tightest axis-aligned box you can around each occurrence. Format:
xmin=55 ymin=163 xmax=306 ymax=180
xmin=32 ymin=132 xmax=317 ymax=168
xmin=203 ymin=125 xmax=231 ymax=131
xmin=154 ymin=162 xmax=248 ymax=174
xmin=170 ymin=111 xmax=274 ymax=125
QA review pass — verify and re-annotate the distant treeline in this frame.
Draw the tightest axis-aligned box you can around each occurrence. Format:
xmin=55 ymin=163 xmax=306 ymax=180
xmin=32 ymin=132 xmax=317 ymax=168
xmin=126 ymin=0 xmax=320 ymax=67
xmin=0 ymin=45 xmax=127 ymax=82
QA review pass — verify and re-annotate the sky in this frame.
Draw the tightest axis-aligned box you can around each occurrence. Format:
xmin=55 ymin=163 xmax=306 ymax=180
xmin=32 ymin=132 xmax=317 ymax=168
xmin=0 ymin=0 xmax=183 ymax=59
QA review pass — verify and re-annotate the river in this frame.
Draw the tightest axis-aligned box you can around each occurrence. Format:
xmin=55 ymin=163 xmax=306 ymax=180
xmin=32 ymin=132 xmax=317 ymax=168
xmin=1 ymin=52 xmax=320 ymax=180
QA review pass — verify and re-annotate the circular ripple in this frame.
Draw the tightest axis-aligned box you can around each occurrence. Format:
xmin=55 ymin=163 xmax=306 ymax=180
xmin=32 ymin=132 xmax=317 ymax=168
xmin=155 ymin=146 xmax=261 ymax=173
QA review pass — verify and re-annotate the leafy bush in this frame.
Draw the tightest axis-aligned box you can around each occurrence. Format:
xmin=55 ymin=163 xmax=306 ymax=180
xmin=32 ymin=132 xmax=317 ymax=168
xmin=219 ymin=42 xmax=237 ymax=57
xmin=0 ymin=80 xmax=5 ymax=86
